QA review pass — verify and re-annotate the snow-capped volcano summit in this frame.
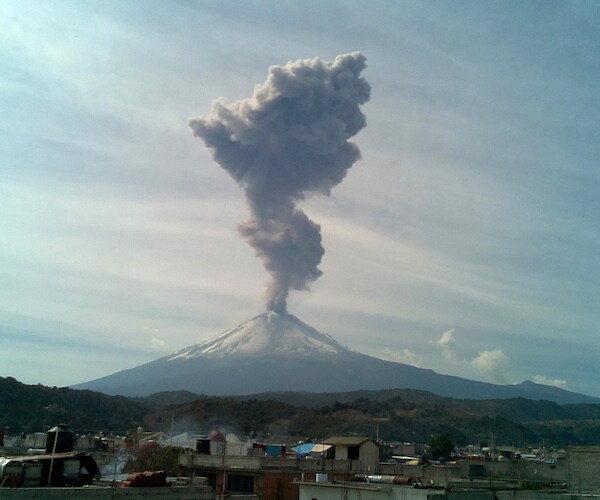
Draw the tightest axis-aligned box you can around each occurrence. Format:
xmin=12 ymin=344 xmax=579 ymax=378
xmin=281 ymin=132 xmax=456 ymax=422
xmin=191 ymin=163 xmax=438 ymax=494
xmin=168 ymin=312 xmax=347 ymax=360
xmin=74 ymin=313 xmax=597 ymax=404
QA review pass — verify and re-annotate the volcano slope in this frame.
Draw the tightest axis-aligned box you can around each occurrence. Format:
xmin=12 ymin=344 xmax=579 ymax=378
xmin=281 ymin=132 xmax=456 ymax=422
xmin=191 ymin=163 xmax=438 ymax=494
xmin=74 ymin=312 xmax=597 ymax=404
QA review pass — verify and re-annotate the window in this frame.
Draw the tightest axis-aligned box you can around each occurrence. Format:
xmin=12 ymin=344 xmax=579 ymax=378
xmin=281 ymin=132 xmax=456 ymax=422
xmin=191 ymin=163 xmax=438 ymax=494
xmin=347 ymin=445 xmax=360 ymax=460
xmin=227 ymin=474 xmax=254 ymax=494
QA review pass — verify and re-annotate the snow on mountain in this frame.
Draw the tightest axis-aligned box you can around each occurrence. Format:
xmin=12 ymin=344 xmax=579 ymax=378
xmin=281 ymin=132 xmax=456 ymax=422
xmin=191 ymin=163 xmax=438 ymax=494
xmin=168 ymin=311 xmax=348 ymax=360
xmin=72 ymin=313 xmax=600 ymax=404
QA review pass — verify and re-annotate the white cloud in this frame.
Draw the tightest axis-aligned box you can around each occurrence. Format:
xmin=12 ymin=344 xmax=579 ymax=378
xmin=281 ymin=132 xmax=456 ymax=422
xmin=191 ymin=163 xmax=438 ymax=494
xmin=150 ymin=337 xmax=166 ymax=349
xmin=382 ymin=348 xmax=422 ymax=367
xmin=1 ymin=1 xmax=599 ymax=396
xmin=533 ymin=375 xmax=569 ymax=391
xmin=435 ymin=328 xmax=457 ymax=361
xmin=432 ymin=329 xmax=510 ymax=384
xmin=471 ymin=349 xmax=507 ymax=383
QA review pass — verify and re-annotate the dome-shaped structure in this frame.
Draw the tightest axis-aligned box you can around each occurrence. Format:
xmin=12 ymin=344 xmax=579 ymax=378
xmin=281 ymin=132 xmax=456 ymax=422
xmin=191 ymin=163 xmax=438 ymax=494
xmin=208 ymin=429 xmax=225 ymax=442
xmin=208 ymin=427 xmax=226 ymax=456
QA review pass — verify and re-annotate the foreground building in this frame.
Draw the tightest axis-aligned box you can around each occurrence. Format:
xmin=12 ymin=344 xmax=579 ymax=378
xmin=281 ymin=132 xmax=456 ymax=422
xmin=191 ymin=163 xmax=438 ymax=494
xmin=297 ymin=446 xmax=600 ymax=500
xmin=566 ymin=446 xmax=600 ymax=494
xmin=178 ymin=436 xmax=380 ymax=500
xmin=298 ymin=477 xmax=444 ymax=500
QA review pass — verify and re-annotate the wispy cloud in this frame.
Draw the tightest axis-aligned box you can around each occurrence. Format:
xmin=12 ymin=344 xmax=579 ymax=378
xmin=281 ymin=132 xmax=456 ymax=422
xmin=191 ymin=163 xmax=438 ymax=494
xmin=435 ymin=329 xmax=457 ymax=362
xmin=151 ymin=337 xmax=166 ymax=349
xmin=533 ymin=375 xmax=569 ymax=391
xmin=1 ymin=1 xmax=599 ymax=396
xmin=432 ymin=329 xmax=510 ymax=385
xmin=382 ymin=348 xmax=422 ymax=367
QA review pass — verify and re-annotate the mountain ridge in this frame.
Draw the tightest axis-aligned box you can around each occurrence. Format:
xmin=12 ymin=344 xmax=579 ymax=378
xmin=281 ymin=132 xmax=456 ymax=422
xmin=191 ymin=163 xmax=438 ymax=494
xmin=5 ymin=375 xmax=600 ymax=446
xmin=73 ymin=312 xmax=598 ymax=404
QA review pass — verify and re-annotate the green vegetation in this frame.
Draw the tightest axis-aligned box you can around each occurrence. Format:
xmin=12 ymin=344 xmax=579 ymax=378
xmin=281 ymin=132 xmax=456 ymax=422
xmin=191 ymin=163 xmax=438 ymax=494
xmin=3 ymin=376 xmax=600 ymax=448
xmin=0 ymin=377 xmax=148 ymax=433
xmin=123 ymin=445 xmax=182 ymax=476
xmin=427 ymin=435 xmax=455 ymax=461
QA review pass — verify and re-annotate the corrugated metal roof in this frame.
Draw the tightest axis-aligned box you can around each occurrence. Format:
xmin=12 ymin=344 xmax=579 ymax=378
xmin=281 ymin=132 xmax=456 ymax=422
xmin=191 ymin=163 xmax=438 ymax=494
xmin=324 ymin=436 xmax=375 ymax=446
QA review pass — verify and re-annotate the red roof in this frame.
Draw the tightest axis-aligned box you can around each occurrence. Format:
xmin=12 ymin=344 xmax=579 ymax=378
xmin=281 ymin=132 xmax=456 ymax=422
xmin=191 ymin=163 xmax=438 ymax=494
xmin=208 ymin=429 xmax=225 ymax=442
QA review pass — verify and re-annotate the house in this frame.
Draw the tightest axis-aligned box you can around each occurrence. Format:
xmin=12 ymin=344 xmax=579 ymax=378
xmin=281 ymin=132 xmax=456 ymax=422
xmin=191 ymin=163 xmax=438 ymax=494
xmin=178 ymin=435 xmax=380 ymax=500
xmin=388 ymin=441 xmax=426 ymax=458
xmin=323 ymin=436 xmax=380 ymax=473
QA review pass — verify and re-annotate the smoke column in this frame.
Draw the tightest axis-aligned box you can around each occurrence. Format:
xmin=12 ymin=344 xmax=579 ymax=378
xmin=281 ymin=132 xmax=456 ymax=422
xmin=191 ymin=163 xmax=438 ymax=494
xmin=190 ymin=53 xmax=370 ymax=313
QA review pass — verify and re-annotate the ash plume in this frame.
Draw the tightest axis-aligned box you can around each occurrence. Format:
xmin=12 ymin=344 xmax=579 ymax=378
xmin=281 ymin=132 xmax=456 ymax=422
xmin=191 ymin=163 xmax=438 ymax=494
xmin=190 ymin=53 xmax=370 ymax=313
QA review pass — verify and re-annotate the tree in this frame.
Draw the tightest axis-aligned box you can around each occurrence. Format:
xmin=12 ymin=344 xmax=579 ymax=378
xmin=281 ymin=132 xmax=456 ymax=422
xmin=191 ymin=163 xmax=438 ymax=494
xmin=428 ymin=434 xmax=454 ymax=461
xmin=123 ymin=446 xmax=183 ymax=476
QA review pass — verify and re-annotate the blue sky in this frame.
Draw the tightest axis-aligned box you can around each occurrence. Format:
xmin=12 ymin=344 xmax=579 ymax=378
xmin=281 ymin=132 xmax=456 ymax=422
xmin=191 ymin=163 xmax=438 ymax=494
xmin=2 ymin=1 xmax=599 ymax=396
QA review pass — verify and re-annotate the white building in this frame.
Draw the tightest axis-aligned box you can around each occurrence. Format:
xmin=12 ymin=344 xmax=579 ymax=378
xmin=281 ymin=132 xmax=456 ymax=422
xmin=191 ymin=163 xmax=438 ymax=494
xmin=323 ymin=437 xmax=380 ymax=474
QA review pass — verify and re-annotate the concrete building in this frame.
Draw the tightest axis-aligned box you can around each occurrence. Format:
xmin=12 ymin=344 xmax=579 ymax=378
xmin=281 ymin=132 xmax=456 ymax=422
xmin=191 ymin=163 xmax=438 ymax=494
xmin=379 ymin=458 xmax=567 ymax=490
xmin=0 ymin=485 xmax=213 ymax=499
xmin=323 ymin=437 xmax=380 ymax=473
xmin=178 ymin=436 xmax=380 ymax=500
xmin=297 ymin=452 xmax=591 ymax=500
xmin=567 ymin=446 xmax=600 ymax=494
xmin=298 ymin=479 xmax=445 ymax=500
xmin=388 ymin=442 xmax=426 ymax=458
xmin=298 ymin=479 xmax=584 ymax=500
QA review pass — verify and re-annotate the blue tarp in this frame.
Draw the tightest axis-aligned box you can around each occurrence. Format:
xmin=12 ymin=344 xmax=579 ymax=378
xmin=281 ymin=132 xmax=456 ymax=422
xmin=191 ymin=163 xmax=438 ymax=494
xmin=265 ymin=444 xmax=284 ymax=457
xmin=291 ymin=443 xmax=315 ymax=454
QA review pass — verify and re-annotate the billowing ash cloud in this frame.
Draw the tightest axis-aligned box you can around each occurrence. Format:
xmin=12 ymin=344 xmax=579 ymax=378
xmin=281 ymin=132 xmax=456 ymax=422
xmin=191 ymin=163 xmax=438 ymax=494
xmin=190 ymin=53 xmax=370 ymax=313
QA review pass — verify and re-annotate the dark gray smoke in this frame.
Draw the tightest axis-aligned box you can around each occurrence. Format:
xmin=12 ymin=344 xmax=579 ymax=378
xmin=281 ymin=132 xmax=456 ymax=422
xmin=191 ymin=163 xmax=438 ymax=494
xmin=190 ymin=52 xmax=370 ymax=313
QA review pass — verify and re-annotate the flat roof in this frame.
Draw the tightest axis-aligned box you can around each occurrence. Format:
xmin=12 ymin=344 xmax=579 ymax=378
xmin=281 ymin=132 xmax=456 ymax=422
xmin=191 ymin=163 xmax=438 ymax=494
xmin=324 ymin=437 xmax=376 ymax=446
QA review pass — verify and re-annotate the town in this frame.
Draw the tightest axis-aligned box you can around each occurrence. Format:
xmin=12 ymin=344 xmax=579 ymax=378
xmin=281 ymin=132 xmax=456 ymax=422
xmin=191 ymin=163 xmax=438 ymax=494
xmin=2 ymin=421 xmax=600 ymax=499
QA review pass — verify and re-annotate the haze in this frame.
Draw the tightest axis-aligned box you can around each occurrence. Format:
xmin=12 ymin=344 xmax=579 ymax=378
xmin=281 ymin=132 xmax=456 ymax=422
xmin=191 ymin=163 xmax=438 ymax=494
xmin=1 ymin=1 xmax=599 ymax=397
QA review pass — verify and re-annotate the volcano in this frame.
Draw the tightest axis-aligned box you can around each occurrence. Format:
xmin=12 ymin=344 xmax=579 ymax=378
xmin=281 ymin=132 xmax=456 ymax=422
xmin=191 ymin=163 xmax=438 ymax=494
xmin=169 ymin=311 xmax=347 ymax=359
xmin=74 ymin=312 xmax=597 ymax=404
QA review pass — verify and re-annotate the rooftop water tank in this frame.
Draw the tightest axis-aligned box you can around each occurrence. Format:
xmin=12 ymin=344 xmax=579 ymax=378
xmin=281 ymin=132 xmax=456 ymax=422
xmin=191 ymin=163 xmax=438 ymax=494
xmin=45 ymin=424 xmax=74 ymax=454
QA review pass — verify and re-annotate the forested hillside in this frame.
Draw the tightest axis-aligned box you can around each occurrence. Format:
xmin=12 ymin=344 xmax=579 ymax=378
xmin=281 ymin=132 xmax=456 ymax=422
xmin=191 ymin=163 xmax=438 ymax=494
xmin=146 ymin=391 xmax=600 ymax=447
xmin=0 ymin=377 xmax=149 ymax=433
xmin=3 ymin=377 xmax=600 ymax=447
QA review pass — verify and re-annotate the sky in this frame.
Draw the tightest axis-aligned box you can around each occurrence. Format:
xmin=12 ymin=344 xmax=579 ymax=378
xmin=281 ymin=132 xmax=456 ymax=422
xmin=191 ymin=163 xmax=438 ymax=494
xmin=1 ymin=0 xmax=600 ymax=397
